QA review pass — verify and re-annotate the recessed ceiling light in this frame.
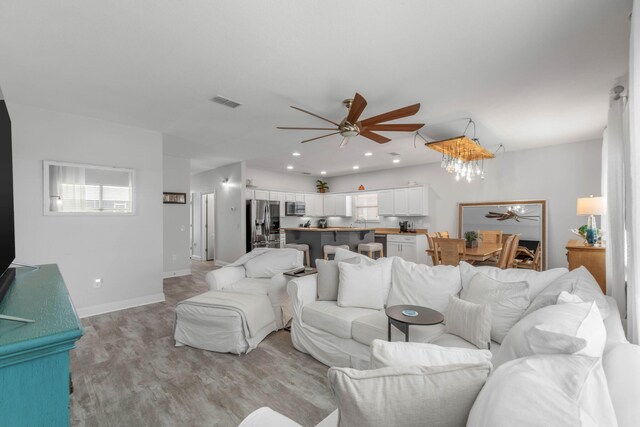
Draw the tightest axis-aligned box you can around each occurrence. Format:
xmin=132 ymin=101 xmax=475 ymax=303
xmin=393 ymin=159 xmax=401 ymax=163
xmin=353 ymin=165 xmax=360 ymax=170
xmin=287 ymin=165 xmax=294 ymax=170
xmin=320 ymin=171 xmax=327 ymax=175
xmin=292 ymin=152 xmax=301 ymax=156
xmin=364 ymin=152 xmax=373 ymax=157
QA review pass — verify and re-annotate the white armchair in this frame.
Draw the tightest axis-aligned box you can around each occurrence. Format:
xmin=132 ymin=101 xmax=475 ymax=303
xmin=204 ymin=249 xmax=303 ymax=329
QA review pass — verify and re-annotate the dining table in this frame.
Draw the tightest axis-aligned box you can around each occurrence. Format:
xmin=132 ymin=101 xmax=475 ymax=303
xmin=426 ymin=241 xmax=503 ymax=263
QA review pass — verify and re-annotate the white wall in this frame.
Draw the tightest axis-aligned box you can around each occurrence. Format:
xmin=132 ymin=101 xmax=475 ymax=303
xmin=9 ymin=103 xmax=164 ymax=317
xmin=191 ymin=162 xmax=245 ymax=264
xmin=245 ymin=167 xmax=317 ymax=192
xmin=327 ymin=140 xmax=602 ymax=269
xmin=163 ymin=154 xmax=191 ymax=277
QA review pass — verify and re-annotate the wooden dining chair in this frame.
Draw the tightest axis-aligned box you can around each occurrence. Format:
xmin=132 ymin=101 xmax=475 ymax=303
xmin=436 ymin=231 xmax=450 ymax=238
xmin=514 ymin=243 xmax=541 ymax=271
xmin=495 ymin=234 xmax=519 ymax=269
xmin=426 ymin=232 xmax=439 ymax=265
xmin=433 ymin=238 xmax=465 ymax=266
xmin=478 ymin=230 xmax=503 ymax=244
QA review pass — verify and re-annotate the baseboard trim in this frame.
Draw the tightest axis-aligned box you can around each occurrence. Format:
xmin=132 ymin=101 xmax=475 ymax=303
xmin=77 ymin=293 xmax=166 ymax=318
xmin=162 ymin=269 xmax=192 ymax=279
xmin=190 ymin=255 xmax=202 ymax=260
xmin=214 ymin=260 xmax=230 ymax=267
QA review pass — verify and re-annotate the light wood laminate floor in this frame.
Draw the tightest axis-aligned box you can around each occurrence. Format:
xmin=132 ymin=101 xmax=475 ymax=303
xmin=70 ymin=261 xmax=335 ymax=426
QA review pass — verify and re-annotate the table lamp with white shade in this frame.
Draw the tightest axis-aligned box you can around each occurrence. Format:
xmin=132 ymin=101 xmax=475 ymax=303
xmin=576 ymin=195 xmax=605 ymax=245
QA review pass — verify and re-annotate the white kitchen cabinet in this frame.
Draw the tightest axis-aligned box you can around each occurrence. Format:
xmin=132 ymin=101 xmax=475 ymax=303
xmin=335 ymin=194 xmax=352 ymax=217
xmin=269 ymin=191 xmax=281 ymax=201
xmin=378 ymin=190 xmax=394 ymax=216
xmin=408 ymin=187 xmax=429 ymax=216
xmin=285 ymin=193 xmax=296 ymax=202
xmin=295 ymin=193 xmax=305 ymax=202
xmin=393 ymin=189 xmax=408 ymax=216
xmin=277 ymin=192 xmax=286 ymax=217
xmin=387 ymin=234 xmax=428 ymax=264
xmin=323 ymin=194 xmax=336 ymax=216
xmin=245 ymin=189 xmax=254 ymax=200
xmin=314 ymin=195 xmax=324 ymax=217
xmin=254 ymin=190 xmax=269 ymax=201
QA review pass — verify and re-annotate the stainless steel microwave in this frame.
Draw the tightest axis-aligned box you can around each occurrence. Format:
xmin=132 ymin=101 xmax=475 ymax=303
xmin=285 ymin=201 xmax=306 ymax=216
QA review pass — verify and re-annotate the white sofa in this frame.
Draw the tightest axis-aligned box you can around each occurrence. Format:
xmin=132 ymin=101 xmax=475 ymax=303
xmin=205 ymin=248 xmax=303 ymax=329
xmin=240 ymin=252 xmax=640 ymax=427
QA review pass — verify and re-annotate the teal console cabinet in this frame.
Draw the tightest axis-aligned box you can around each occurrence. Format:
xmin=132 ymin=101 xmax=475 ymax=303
xmin=0 ymin=264 xmax=83 ymax=426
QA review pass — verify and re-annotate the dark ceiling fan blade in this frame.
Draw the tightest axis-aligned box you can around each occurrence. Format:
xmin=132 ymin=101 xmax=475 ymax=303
xmin=365 ymin=123 xmax=425 ymax=132
xmin=360 ymin=130 xmax=391 ymax=144
xmin=277 ymin=126 xmax=338 ymax=130
xmin=346 ymin=93 xmax=367 ymax=124
xmin=290 ymin=106 xmax=340 ymax=126
xmin=339 ymin=137 xmax=349 ymax=148
xmin=300 ymin=131 xmax=340 ymax=143
xmin=359 ymin=103 xmax=421 ymax=128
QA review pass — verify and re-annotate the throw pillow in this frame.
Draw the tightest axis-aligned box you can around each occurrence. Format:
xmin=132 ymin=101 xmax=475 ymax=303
xmin=315 ymin=258 xmax=361 ymax=301
xmin=337 ymin=261 xmax=387 ymax=309
xmin=524 ymin=266 xmax=610 ymax=319
xmin=386 ymin=257 xmax=461 ymax=314
xmin=458 ymin=261 xmax=567 ymax=300
xmin=369 ymin=339 xmax=492 ymax=370
xmin=467 ymin=355 xmax=618 ymax=427
xmin=494 ymin=298 xmax=606 ymax=368
xmin=244 ymin=248 xmax=302 ymax=278
xmin=462 ymin=272 xmax=530 ymax=343
xmin=328 ymin=363 xmax=491 ymax=427
xmin=445 ymin=296 xmax=492 ymax=350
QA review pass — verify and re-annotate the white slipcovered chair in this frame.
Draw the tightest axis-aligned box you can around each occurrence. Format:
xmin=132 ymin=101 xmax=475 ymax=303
xmin=205 ymin=248 xmax=303 ymax=329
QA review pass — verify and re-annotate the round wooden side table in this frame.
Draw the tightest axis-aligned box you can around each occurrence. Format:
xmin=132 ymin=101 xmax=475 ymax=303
xmin=385 ymin=305 xmax=444 ymax=342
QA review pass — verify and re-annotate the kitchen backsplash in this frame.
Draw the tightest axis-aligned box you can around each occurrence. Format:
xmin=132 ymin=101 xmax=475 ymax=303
xmin=278 ymin=215 xmax=428 ymax=230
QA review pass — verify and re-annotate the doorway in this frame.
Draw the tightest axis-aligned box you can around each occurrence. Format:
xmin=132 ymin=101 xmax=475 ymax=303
xmin=201 ymin=193 xmax=215 ymax=261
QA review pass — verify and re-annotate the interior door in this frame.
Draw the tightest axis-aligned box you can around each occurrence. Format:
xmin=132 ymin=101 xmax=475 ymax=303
xmin=205 ymin=193 xmax=215 ymax=261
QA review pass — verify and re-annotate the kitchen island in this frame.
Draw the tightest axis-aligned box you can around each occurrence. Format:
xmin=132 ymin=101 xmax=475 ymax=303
xmin=282 ymin=227 xmax=376 ymax=267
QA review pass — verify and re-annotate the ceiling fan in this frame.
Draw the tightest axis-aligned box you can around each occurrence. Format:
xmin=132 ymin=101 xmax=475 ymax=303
xmin=277 ymin=93 xmax=425 ymax=148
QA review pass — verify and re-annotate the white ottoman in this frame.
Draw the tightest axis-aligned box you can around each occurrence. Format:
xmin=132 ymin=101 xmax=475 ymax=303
xmin=174 ymin=290 xmax=277 ymax=355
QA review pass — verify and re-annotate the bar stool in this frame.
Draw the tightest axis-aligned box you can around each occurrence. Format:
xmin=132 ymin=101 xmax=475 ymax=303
xmin=284 ymin=243 xmax=311 ymax=267
xmin=323 ymin=244 xmax=349 ymax=260
xmin=358 ymin=242 xmax=384 ymax=259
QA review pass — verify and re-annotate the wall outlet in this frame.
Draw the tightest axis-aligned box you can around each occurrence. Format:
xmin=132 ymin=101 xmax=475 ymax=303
xmin=172 ymin=254 xmax=177 ymax=261
xmin=180 ymin=225 xmax=186 ymax=232
xmin=93 ymin=278 xmax=103 ymax=289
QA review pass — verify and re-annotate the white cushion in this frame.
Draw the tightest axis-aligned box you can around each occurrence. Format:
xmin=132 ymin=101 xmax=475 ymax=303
xmin=315 ymin=257 xmax=360 ymax=301
xmin=386 ymin=257 xmax=461 ymax=314
xmin=351 ymin=311 xmax=446 ymax=346
xmin=301 ymin=301 xmax=376 ymax=339
xmin=337 ymin=260 xmax=391 ymax=310
xmin=463 ymin=272 xmax=530 ymax=343
xmin=467 ymin=355 xmax=618 ymax=427
xmin=335 ymin=248 xmax=393 ymax=302
xmin=525 ymin=266 xmax=610 ymax=319
xmin=328 ymin=363 xmax=491 ymax=427
xmin=244 ymin=249 xmax=303 ymax=278
xmin=459 ymin=261 xmax=567 ymax=299
xmin=370 ymin=339 xmax=492 ymax=369
xmin=445 ymin=296 xmax=492 ymax=350
xmin=494 ymin=298 xmax=606 ymax=368
xmin=221 ymin=277 xmax=270 ymax=295
xmin=430 ymin=333 xmax=502 ymax=355
xmin=603 ymin=343 xmax=640 ymax=427
xmin=239 ymin=407 xmax=303 ymax=427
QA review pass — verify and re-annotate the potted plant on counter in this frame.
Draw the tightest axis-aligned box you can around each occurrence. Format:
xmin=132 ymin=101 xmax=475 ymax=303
xmin=464 ymin=231 xmax=479 ymax=248
xmin=316 ymin=179 xmax=329 ymax=193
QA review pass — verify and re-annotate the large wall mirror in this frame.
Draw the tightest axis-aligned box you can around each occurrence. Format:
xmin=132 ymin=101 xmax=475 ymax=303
xmin=43 ymin=161 xmax=135 ymax=215
xmin=458 ymin=200 xmax=547 ymax=270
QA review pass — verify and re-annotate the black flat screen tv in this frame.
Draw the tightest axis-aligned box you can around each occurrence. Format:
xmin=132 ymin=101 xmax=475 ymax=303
xmin=0 ymin=89 xmax=16 ymax=303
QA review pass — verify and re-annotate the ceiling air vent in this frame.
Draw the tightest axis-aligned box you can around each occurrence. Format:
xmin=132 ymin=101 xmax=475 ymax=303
xmin=301 ymin=172 xmax=311 ymax=175
xmin=388 ymin=152 xmax=401 ymax=157
xmin=211 ymin=95 xmax=242 ymax=109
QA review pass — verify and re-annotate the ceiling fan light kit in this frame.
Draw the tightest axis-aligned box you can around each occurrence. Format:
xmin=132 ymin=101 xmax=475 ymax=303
xmin=277 ymin=92 xmax=424 ymax=148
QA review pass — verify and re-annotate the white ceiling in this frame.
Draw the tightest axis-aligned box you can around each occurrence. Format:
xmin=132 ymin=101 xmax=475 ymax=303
xmin=0 ymin=1 xmax=631 ymax=177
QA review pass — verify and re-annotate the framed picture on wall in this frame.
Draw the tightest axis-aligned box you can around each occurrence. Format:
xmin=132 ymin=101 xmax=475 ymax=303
xmin=163 ymin=192 xmax=186 ymax=204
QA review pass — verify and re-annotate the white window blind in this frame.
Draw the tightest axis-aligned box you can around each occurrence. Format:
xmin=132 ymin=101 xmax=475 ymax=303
xmin=355 ymin=193 xmax=379 ymax=221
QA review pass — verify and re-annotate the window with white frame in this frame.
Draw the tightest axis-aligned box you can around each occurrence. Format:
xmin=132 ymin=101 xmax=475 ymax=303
xmin=44 ymin=161 xmax=135 ymax=214
xmin=355 ymin=193 xmax=379 ymax=221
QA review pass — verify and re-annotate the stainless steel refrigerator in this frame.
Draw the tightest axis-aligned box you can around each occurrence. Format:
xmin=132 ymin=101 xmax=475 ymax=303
xmin=246 ymin=199 xmax=281 ymax=252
